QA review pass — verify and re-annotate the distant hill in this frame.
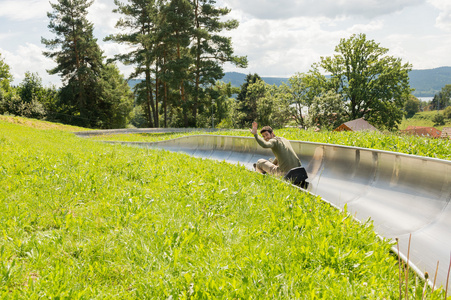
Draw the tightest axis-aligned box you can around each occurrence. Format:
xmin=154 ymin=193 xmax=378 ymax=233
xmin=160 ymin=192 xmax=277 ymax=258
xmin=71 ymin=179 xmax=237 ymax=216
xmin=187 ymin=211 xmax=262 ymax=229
xmin=221 ymin=72 xmax=288 ymax=88
xmin=407 ymin=67 xmax=451 ymax=97
xmin=127 ymin=74 xmax=289 ymax=90
xmin=128 ymin=79 xmax=141 ymax=90
xmin=128 ymin=67 xmax=451 ymax=98
xmin=221 ymin=67 xmax=451 ymax=97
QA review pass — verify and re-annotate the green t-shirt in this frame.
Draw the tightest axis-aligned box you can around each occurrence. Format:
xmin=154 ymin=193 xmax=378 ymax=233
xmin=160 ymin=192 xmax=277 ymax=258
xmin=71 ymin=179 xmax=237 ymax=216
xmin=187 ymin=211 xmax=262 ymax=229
xmin=253 ymin=134 xmax=301 ymax=173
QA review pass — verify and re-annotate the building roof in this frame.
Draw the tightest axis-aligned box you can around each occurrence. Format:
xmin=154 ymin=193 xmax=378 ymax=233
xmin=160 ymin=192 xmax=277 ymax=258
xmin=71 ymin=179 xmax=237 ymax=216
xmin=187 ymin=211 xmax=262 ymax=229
xmin=441 ymin=127 xmax=451 ymax=139
xmin=334 ymin=118 xmax=378 ymax=132
xmin=401 ymin=126 xmax=442 ymax=138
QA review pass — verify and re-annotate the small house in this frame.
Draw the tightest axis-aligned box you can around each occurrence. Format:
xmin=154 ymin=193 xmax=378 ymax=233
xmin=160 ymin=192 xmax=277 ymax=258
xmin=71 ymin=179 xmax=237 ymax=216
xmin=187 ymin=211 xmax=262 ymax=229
xmin=441 ymin=127 xmax=451 ymax=139
xmin=401 ymin=126 xmax=442 ymax=138
xmin=334 ymin=118 xmax=378 ymax=132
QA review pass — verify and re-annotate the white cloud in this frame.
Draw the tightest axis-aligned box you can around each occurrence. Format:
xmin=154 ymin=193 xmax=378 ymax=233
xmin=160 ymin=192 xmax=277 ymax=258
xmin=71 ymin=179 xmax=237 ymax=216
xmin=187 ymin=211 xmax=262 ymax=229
xmin=221 ymin=0 xmax=424 ymax=20
xmin=1 ymin=0 xmax=449 ymax=88
xmin=428 ymin=0 xmax=451 ymax=30
xmin=88 ymin=0 xmax=120 ymax=35
xmin=0 ymin=0 xmax=50 ymax=21
xmin=1 ymin=43 xmax=59 ymax=86
xmin=347 ymin=20 xmax=385 ymax=33
xmin=0 ymin=32 xmax=16 ymax=41
xmin=221 ymin=0 xmax=451 ymax=78
xmin=224 ymin=14 xmax=390 ymax=76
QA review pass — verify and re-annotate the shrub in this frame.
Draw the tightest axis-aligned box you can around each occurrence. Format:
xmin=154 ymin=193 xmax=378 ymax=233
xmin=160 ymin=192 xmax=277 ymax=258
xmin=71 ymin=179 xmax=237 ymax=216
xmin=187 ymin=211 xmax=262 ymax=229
xmin=432 ymin=113 xmax=445 ymax=126
xmin=444 ymin=106 xmax=451 ymax=119
xmin=0 ymin=91 xmax=46 ymax=119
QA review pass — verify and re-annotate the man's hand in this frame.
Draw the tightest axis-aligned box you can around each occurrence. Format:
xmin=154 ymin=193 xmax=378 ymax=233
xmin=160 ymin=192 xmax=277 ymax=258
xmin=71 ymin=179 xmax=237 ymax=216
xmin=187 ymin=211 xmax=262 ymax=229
xmin=250 ymin=121 xmax=258 ymax=135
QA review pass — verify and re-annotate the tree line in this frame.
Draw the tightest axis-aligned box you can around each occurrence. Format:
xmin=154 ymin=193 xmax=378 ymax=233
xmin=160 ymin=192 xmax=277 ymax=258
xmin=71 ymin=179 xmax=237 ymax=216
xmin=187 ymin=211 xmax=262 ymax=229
xmin=1 ymin=0 xmax=450 ymax=130
xmin=222 ymin=33 xmax=413 ymax=131
xmin=1 ymin=0 xmax=247 ymax=129
xmin=226 ymin=34 xmax=450 ymax=131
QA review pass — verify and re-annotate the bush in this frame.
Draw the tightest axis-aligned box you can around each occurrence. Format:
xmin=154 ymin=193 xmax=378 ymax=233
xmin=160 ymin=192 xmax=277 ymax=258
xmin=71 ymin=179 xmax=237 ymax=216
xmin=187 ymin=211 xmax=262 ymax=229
xmin=128 ymin=106 xmax=148 ymax=128
xmin=308 ymin=91 xmax=346 ymax=130
xmin=0 ymin=91 xmax=46 ymax=119
xmin=404 ymin=95 xmax=420 ymax=118
xmin=432 ymin=113 xmax=445 ymax=126
xmin=444 ymin=106 xmax=451 ymax=119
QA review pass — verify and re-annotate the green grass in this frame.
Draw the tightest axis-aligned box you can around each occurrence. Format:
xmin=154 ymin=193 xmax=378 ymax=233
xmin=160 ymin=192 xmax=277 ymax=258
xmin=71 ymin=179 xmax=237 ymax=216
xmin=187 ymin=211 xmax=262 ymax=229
xmin=0 ymin=115 xmax=91 ymax=132
xmin=87 ymin=131 xmax=246 ymax=143
xmin=1 ymin=119 xmax=446 ymax=298
xmin=400 ymin=110 xmax=451 ymax=130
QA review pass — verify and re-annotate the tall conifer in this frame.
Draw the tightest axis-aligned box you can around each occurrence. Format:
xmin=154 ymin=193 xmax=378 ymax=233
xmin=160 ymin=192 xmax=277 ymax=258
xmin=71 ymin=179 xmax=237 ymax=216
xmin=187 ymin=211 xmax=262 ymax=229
xmin=42 ymin=0 xmax=104 ymax=126
xmin=106 ymin=0 xmax=160 ymax=127
xmin=190 ymin=0 xmax=247 ymax=125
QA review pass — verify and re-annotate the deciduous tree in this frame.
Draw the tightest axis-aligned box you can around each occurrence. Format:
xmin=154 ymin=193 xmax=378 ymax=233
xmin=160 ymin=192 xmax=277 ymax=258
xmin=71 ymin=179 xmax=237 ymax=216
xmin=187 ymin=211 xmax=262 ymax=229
xmin=280 ymin=72 xmax=323 ymax=128
xmin=0 ymin=55 xmax=45 ymax=118
xmin=0 ymin=53 xmax=12 ymax=93
xmin=309 ymin=33 xmax=412 ymax=130
xmin=404 ymin=95 xmax=420 ymax=118
xmin=431 ymin=84 xmax=451 ymax=110
xmin=432 ymin=113 xmax=445 ymax=126
xmin=18 ymin=72 xmax=45 ymax=104
xmin=244 ymin=79 xmax=292 ymax=128
xmin=444 ymin=106 xmax=451 ymax=119
xmin=97 ymin=63 xmax=134 ymax=128
xmin=0 ymin=53 xmax=13 ymax=108
xmin=237 ymin=73 xmax=261 ymax=127
xmin=308 ymin=90 xmax=346 ymax=130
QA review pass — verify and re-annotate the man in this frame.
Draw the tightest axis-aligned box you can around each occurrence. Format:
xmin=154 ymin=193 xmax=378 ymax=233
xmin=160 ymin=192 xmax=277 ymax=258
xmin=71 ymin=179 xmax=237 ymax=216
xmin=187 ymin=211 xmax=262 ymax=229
xmin=250 ymin=122 xmax=301 ymax=175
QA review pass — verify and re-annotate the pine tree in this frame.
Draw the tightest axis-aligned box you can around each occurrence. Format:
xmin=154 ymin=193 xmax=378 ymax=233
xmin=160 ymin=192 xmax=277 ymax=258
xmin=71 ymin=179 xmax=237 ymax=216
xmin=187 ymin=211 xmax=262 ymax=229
xmin=97 ymin=64 xmax=134 ymax=128
xmin=106 ymin=0 xmax=161 ymax=127
xmin=237 ymin=73 xmax=261 ymax=127
xmin=190 ymin=0 xmax=247 ymax=126
xmin=161 ymin=0 xmax=194 ymax=127
xmin=106 ymin=0 xmax=246 ymax=128
xmin=42 ymin=0 xmax=105 ymax=127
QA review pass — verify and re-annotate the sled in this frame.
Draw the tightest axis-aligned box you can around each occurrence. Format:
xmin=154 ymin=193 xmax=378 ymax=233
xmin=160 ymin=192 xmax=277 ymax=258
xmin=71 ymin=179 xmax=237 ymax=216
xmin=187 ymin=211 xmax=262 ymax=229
xmin=284 ymin=167 xmax=309 ymax=189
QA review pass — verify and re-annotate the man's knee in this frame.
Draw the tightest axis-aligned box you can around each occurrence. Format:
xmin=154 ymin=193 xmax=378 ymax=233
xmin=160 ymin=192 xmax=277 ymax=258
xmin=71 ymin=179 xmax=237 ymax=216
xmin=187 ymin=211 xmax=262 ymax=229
xmin=256 ymin=158 xmax=267 ymax=167
xmin=257 ymin=159 xmax=273 ymax=171
xmin=256 ymin=159 xmax=281 ymax=175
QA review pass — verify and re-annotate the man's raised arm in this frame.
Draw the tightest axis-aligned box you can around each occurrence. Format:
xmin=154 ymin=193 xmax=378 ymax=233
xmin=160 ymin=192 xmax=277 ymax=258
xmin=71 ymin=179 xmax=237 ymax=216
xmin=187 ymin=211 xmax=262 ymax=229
xmin=250 ymin=121 xmax=258 ymax=135
xmin=250 ymin=122 xmax=276 ymax=148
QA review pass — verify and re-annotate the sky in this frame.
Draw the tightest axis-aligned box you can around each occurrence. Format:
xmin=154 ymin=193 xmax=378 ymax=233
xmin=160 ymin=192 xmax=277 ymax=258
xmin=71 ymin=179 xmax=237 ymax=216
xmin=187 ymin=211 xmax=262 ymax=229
xmin=0 ymin=0 xmax=451 ymax=87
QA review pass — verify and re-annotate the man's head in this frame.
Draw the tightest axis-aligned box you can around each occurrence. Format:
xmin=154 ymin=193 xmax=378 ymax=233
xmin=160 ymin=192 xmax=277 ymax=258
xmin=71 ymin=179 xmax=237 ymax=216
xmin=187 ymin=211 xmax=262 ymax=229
xmin=260 ymin=126 xmax=275 ymax=141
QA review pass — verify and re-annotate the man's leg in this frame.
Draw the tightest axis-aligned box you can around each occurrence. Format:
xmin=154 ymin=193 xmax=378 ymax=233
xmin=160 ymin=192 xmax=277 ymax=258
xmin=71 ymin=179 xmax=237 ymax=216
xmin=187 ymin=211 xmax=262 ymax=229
xmin=255 ymin=159 xmax=282 ymax=175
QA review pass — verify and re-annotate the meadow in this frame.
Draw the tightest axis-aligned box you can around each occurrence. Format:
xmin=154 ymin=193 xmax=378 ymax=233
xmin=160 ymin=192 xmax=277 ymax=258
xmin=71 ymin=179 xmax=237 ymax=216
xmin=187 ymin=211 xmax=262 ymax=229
xmin=399 ymin=110 xmax=451 ymax=130
xmin=0 ymin=116 xmax=448 ymax=298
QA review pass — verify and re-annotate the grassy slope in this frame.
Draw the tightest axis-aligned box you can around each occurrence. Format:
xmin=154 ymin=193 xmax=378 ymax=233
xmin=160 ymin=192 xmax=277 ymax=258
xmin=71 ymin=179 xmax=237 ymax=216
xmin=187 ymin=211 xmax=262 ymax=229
xmin=0 ymin=119 xmax=443 ymax=299
xmin=0 ymin=115 xmax=91 ymax=132
xmin=399 ymin=110 xmax=451 ymax=130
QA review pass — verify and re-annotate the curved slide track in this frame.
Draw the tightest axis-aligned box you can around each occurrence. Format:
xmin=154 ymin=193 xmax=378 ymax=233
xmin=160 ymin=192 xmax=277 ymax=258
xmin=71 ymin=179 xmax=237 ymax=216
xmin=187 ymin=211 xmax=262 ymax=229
xmin=77 ymin=131 xmax=451 ymax=288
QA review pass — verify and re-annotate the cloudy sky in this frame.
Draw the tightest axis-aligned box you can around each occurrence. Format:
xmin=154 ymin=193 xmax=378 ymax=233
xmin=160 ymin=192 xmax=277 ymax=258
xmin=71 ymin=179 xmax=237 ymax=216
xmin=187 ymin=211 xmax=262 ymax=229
xmin=1 ymin=0 xmax=450 ymax=87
